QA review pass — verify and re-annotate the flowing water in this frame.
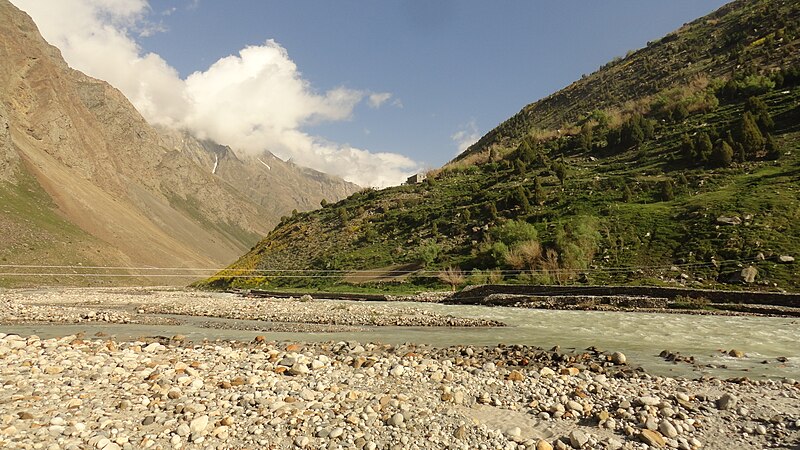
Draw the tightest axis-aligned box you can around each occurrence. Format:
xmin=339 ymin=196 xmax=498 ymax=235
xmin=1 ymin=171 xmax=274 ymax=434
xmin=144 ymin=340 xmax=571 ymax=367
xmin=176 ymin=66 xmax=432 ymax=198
xmin=3 ymin=301 xmax=798 ymax=380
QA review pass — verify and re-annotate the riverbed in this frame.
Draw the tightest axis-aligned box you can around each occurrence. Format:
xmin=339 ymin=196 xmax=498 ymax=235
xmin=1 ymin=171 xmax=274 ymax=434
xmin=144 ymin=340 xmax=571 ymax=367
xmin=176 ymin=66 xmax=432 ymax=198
xmin=1 ymin=288 xmax=797 ymax=380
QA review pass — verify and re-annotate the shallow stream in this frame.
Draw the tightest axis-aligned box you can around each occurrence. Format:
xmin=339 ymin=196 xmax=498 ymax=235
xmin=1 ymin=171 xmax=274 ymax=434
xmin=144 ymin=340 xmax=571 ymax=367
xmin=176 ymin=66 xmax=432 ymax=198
xmin=3 ymin=300 xmax=798 ymax=380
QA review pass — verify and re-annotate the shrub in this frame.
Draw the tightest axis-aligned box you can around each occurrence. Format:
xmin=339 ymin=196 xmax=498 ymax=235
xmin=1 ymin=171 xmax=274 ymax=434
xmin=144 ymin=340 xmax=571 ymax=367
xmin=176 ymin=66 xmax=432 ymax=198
xmin=491 ymin=220 xmax=539 ymax=247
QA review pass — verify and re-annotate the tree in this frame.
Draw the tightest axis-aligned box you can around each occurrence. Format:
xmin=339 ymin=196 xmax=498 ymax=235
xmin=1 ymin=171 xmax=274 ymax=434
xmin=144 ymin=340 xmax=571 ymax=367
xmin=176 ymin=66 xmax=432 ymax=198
xmin=514 ymin=159 xmax=527 ymax=176
xmin=765 ymin=133 xmax=780 ymax=160
xmin=623 ymin=119 xmax=644 ymax=148
xmin=622 ymin=184 xmax=633 ymax=202
xmin=660 ymin=179 xmax=675 ymax=201
xmin=679 ymin=133 xmax=694 ymax=161
xmin=677 ymin=173 xmax=689 ymax=191
xmin=416 ymin=241 xmax=440 ymax=267
xmin=491 ymin=220 xmax=539 ymax=247
xmin=745 ymin=96 xmax=773 ymax=130
xmin=505 ymin=240 xmax=542 ymax=274
xmin=337 ymin=208 xmax=349 ymax=224
xmin=578 ymin=122 xmax=593 ymax=152
xmin=710 ymin=140 xmax=734 ymax=167
xmin=736 ymin=112 xmax=764 ymax=160
xmin=517 ymin=139 xmax=538 ymax=164
xmin=438 ymin=266 xmax=465 ymax=291
xmin=620 ymin=114 xmax=652 ymax=149
xmin=552 ymin=162 xmax=568 ymax=185
xmin=673 ymin=103 xmax=689 ymax=121
xmin=320 ymin=199 xmax=329 ymax=208
xmin=693 ymin=132 xmax=713 ymax=163
xmin=486 ymin=201 xmax=498 ymax=220
xmin=532 ymin=177 xmax=546 ymax=206
xmin=515 ymin=186 xmax=531 ymax=213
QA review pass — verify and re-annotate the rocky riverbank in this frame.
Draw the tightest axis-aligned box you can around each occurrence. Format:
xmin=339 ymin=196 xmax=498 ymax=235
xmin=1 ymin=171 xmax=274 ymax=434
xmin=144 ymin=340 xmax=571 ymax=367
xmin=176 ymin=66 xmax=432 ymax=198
xmin=0 ymin=334 xmax=798 ymax=450
xmin=1 ymin=288 xmax=798 ymax=448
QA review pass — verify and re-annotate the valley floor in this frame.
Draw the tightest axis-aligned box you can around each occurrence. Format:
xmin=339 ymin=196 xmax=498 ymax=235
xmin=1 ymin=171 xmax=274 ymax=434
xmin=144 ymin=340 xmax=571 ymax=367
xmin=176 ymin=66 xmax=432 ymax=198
xmin=0 ymin=288 xmax=798 ymax=449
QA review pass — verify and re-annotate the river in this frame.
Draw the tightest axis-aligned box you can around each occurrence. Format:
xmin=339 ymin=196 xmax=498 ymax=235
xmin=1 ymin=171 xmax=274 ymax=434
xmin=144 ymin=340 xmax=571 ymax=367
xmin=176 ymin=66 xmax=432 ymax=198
xmin=3 ymin=300 xmax=798 ymax=380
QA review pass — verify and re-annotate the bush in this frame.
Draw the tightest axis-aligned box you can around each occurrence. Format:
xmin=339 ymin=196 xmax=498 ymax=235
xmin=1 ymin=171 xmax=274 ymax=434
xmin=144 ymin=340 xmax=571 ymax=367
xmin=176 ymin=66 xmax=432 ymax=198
xmin=491 ymin=220 xmax=539 ymax=247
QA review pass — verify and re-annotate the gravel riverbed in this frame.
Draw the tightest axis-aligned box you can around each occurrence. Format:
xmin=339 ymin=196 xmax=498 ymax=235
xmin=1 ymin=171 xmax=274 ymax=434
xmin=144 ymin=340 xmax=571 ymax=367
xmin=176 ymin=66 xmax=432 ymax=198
xmin=0 ymin=288 xmax=502 ymax=329
xmin=0 ymin=288 xmax=798 ymax=449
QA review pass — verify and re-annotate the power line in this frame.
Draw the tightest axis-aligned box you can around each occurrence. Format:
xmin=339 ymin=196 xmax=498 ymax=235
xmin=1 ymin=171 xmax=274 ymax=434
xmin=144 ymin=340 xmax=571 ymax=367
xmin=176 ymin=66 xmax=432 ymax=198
xmin=0 ymin=257 xmax=761 ymax=275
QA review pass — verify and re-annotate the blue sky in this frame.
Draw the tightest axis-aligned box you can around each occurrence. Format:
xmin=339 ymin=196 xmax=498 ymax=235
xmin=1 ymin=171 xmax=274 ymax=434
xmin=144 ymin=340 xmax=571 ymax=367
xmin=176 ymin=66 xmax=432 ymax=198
xmin=13 ymin=0 xmax=730 ymax=185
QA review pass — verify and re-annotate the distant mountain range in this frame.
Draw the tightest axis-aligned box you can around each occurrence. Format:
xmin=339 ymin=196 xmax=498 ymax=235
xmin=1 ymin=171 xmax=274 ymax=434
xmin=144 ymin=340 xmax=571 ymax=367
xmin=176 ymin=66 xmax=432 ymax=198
xmin=0 ymin=0 xmax=359 ymax=286
xmin=203 ymin=0 xmax=800 ymax=292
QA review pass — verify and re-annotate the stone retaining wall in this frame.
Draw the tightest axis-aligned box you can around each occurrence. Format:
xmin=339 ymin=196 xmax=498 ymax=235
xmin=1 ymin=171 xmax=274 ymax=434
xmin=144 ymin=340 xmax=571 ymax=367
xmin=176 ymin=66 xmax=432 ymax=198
xmin=447 ymin=285 xmax=800 ymax=307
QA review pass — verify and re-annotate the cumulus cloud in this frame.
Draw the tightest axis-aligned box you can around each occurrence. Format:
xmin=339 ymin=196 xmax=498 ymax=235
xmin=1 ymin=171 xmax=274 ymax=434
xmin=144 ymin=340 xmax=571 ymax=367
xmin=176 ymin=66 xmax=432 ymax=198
xmin=9 ymin=0 xmax=418 ymax=187
xmin=451 ymin=120 xmax=481 ymax=154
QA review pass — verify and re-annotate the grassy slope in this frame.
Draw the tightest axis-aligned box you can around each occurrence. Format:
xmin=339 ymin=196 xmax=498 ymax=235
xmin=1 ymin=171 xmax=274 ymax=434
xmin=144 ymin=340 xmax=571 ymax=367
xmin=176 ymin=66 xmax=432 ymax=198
xmin=200 ymin=0 xmax=800 ymax=292
xmin=460 ymin=0 xmax=800 ymax=159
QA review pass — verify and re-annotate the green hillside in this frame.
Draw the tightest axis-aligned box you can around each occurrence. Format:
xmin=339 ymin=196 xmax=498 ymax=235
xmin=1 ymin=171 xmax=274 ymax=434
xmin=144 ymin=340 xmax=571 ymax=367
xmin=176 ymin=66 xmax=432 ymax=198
xmin=200 ymin=0 xmax=800 ymax=292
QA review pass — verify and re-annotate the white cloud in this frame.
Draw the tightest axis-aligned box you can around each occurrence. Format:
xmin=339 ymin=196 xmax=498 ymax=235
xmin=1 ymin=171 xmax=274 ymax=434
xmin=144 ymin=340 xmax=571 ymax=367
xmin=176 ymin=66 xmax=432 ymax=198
xmin=368 ymin=92 xmax=392 ymax=109
xmin=9 ymin=0 xmax=418 ymax=187
xmin=451 ymin=119 xmax=480 ymax=154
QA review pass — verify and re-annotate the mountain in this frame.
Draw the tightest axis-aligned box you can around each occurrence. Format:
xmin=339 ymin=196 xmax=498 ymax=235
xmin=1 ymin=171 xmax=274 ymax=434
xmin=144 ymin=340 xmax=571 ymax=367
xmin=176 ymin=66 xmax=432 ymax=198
xmin=155 ymin=128 xmax=359 ymax=222
xmin=0 ymin=0 xmax=358 ymax=286
xmin=203 ymin=0 xmax=800 ymax=292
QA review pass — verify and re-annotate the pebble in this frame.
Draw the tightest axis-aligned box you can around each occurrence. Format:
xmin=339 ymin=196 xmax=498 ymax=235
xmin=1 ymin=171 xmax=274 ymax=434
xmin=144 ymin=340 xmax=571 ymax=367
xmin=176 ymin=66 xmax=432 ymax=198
xmin=640 ymin=429 xmax=666 ymax=448
xmin=389 ymin=413 xmax=404 ymax=427
xmin=189 ymin=415 xmax=208 ymax=434
xmin=659 ymin=420 xmax=678 ymax=439
xmin=717 ymin=393 xmax=738 ymax=410
xmin=569 ymin=430 xmax=589 ymax=448
xmin=611 ymin=352 xmax=627 ymax=365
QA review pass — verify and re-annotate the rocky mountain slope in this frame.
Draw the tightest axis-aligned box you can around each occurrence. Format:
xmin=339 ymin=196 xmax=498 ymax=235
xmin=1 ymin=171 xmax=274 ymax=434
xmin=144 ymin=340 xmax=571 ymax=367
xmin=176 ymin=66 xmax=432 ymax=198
xmin=203 ymin=0 xmax=800 ymax=292
xmin=0 ymin=0 xmax=358 ymax=286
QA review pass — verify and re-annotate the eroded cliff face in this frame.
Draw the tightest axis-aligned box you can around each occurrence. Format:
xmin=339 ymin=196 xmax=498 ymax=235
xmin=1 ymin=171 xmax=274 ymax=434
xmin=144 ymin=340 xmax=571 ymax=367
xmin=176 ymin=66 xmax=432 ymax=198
xmin=0 ymin=0 xmax=358 ymax=283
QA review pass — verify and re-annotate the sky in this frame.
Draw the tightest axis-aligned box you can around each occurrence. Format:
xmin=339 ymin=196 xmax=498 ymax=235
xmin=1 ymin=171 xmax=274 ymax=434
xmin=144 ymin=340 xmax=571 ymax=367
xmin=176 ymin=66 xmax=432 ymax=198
xmin=10 ymin=0 xmax=730 ymax=187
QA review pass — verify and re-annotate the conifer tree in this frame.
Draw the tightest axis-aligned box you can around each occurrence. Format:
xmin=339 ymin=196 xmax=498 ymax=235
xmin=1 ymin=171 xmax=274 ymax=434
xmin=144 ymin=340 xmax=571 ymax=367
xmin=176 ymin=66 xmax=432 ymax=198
xmin=745 ymin=96 xmax=773 ymax=130
xmin=677 ymin=173 xmax=689 ymax=194
xmin=552 ymin=162 xmax=568 ymax=185
xmin=486 ymin=201 xmax=499 ymax=220
xmin=765 ymin=133 xmax=780 ymax=160
xmin=660 ymin=179 xmax=675 ymax=201
xmin=737 ymin=112 xmax=764 ymax=160
xmin=622 ymin=185 xmax=633 ymax=202
xmin=693 ymin=132 xmax=713 ymax=163
xmin=514 ymin=159 xmax=527 ymax=176
xmin=680 ymin=133 xmax=694 ymax=161
xmin=515 ymin=187 xmax=531 ymax=213
xmin=710 ymin=140 xmax=734 ymax=167
xmin=533 ymin=177 xmax=546 ymax=205
xmin=579 ymin=122 xmax=593 ymax=152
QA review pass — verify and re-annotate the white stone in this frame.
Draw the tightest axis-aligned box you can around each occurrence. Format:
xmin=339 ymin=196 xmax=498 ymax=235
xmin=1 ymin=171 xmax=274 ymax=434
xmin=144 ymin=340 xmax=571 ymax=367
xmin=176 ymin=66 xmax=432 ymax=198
xmin=189 ymin=415 xmax=208 ymax=434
